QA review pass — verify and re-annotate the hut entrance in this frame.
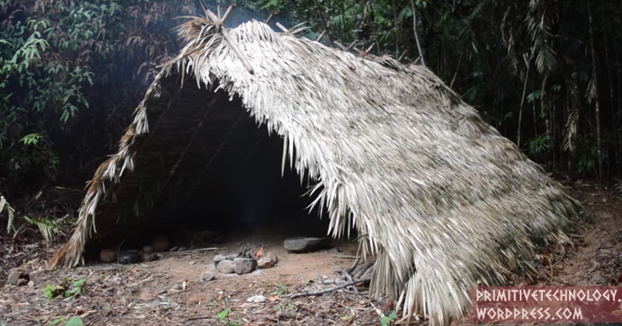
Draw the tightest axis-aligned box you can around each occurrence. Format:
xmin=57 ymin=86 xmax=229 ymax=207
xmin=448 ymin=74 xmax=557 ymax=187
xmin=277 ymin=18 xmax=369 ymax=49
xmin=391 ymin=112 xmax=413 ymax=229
xmin=81 ymin=82 xmax=338 ymax=260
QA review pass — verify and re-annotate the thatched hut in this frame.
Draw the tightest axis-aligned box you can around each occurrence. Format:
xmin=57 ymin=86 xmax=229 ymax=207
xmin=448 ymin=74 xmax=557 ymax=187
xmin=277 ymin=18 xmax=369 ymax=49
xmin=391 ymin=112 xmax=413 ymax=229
xmin=50 ymin=14 xmax=580 ymax=325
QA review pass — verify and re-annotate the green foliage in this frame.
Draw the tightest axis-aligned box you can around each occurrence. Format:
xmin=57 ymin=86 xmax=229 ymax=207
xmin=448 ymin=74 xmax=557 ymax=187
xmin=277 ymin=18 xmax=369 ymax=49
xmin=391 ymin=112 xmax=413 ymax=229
xmin=20 ymin=133 xmax=42 ymax=145
xmin=64 ymin=317 xmax=84 ymax=326
xmin=380 ymin=310 xmax=397 ymax=326
xmin=49 ymin=317 xmax=84 ymax=326
xmin=23 ymin=215 xmax=72 ymax=242
xmin=271 ymin=283 xmax=289 ymax=296
xmin=217 ymin=309 xmax=242 ymax=326
xmin=0 ymin=195 xmax=16 ymax=234
xmin=527 ymin=133 xmax=549 ymax=157
xmin=44 ymin=278 xmax=86 ymax=300
xmin=0 ymin=0 xmax=194 ymax=194
xmin=0 ymin=0 xmax=621 ymax=200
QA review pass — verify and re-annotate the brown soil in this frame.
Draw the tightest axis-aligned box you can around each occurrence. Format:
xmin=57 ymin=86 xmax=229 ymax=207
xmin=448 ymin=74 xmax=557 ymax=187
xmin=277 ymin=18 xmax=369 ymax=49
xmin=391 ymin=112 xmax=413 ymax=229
xmin=2 ymin=179 xmax=622 ymax=326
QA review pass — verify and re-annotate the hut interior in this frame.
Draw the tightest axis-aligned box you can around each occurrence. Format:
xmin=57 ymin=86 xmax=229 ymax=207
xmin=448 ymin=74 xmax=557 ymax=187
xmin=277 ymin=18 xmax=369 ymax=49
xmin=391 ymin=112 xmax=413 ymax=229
xmin=81 ymin=76 xmax=341 ymax=261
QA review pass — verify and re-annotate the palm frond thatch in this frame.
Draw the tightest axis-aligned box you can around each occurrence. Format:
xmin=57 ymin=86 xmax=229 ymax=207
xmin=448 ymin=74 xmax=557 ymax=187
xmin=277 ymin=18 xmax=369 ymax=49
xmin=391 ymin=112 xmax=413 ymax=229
xmin=49 ymin=18 xmax=580 ymax=325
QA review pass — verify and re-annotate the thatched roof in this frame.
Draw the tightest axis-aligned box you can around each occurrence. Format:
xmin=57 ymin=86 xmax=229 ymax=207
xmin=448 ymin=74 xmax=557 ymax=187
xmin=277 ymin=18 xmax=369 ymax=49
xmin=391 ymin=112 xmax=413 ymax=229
xmin=49 ymin=15 xmax=580 ymax=325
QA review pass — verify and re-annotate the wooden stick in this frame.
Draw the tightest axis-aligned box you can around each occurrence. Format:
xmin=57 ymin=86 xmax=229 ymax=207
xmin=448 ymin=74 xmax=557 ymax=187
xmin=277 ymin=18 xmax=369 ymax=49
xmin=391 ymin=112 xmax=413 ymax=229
xmin=312 ymin=0 xmax=333 ymax=46
xmin=265 ymin=11 xmax=277 ymax=24
xmin=341 ymin=270 xmax=359 ymax=294
xmin=346 ymin=256 xmax=360 ymax=273
xmin=398 ymin=49 xmax=408 ymax=61
xmin=347 ymin=39 xmax=358 ymax=51
xmin=282 ymin=277 xmax=371 ymax=299
xmin=205 ymin=9 xmax=254 ymax=74
xmin=365 ymin=43 xmax=375 ymax=54
xmin=276 ymin=22 xmax=288 ymax=33
xmin=331 ymin=254 xmax=359 ymax=259
xmin=334 ymin=40 xmax=346 ymax=51
xmin=316 ymin=30 xmax=326 ymax=42
xmin=290 ymin=26 xmax=308 ymax=35
xmin=221 ymin=4 xmax=236 ymax=24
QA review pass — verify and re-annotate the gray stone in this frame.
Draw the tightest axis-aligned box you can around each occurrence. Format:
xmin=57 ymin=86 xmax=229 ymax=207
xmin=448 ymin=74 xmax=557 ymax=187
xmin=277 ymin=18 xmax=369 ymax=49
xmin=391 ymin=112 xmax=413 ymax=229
xmin=234 ymin=258 xmax=257 ymax=274
xmin=284 ymin=237 xmax=332 ymax=253
xmin=200 ymin=271 xmax=216 ymax=282
xmin=7 ymin=268 xmax=28 ymax=286
xmin=591 ymin=274 xmax=609 ymax=285
xmin=227 ymin=254 xmax=238 ymax=260
xmin=257 ymin=252 xmax=278 ymax=269
xmin=217 ymin=260 xmax=235 ymax=274
xmin=213 ymin=254 xmax=227 ymax=264
xmin=246 ymin=295 xmax=266 ymax=303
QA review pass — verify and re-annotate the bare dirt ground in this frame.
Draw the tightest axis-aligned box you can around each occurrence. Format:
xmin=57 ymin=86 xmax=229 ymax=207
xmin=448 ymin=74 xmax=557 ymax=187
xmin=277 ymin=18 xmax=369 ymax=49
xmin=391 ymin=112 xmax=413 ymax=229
xmin=2 ymin=178 xmax=622 ymax=326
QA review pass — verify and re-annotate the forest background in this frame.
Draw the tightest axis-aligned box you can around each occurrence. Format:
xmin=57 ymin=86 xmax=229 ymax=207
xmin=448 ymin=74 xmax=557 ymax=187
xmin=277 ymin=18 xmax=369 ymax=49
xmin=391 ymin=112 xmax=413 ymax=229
xmin=1 ymin=0 xmax=621 ymax=226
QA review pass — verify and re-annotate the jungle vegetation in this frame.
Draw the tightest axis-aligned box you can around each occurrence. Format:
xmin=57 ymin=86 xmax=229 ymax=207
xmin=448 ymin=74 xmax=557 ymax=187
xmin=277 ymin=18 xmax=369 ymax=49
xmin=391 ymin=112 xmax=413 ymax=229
xmin=1 ymin=0 xmax=621 ymax=202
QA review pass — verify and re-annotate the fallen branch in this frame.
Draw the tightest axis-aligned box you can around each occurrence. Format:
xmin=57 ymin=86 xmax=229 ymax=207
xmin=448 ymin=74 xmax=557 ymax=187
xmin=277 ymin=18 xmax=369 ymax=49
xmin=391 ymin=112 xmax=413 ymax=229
xmin=340 ymin=270 xmax=359 ymax=294
xmin=332 ymin=254 xmax=359 ymax=260
xmin=346 ymin=256 xmax=360 ymax=273
xmin=167 ymin=247 xmax=223 ymax=255
xmin=282 ymin=277 xmax=370 ymax=299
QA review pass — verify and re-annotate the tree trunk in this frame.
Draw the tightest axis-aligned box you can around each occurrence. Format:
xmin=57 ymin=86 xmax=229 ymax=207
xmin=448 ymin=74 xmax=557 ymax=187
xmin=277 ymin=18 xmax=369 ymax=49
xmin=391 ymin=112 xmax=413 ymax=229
xmin=588 ymin=5 xmax=602 ymax=179
xmin=517 ymin=48 xmax=536 ymax=148
xmin=411 ymin=0 xmax=425 ymax=66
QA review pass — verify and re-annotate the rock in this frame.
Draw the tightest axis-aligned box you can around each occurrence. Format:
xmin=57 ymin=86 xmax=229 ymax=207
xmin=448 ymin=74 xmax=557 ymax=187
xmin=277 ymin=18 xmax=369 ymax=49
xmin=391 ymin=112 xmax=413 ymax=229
xmin=200 ymin=271 xmax=216 ymax=282
xmin=246 ymin=295 xmax=266 ymax=303
xmin=152 ymin=235 xmax=171 ymax=252
xmin=100 ymin=248 xmax=117 ymax=263
xmin=7 ymin=268 xmax=28 ymax=286
xmin=234 ymin=258 xmax=257 ymax=274
xmin=328 ymin=247 xmax=341 ymax=254
xmin=591 ymin=274 xmax=609 ymax=285
xmin=217 ymin=260 xmax=235 ymax=274
xmin=277 ymin=310 xmax=297 ymax=319
xmin=27 ymin=281 xmax=34 ymax=287
xmin=227 ymin=254 xmax=238 ymax=260
xmin=118 ymin=250 xmax=141 ymax=264
xmin=213 ymin=254 xmax=227 ymax=264
xmin=284 ymin=237 xmax=332 ymax=253
xmin=257 ymin=252 xmax=278 ymax=269
xmin=142 ymin=253 xmax=160 ymax=262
